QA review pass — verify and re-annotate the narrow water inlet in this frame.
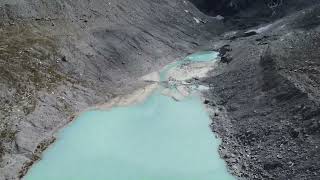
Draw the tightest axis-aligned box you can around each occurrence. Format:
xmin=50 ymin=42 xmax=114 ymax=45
xmin=24 ymin=52 xmax=235 ymax=180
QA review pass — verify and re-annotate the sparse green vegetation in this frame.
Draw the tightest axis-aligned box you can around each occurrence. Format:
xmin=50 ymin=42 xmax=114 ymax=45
xmin=0 ymin=123 xmax=17 ymax=160
xmin=0 ymin=24 xmax=65 ymax=91
xmin=0 ymin=24 xmax=66 ymax=159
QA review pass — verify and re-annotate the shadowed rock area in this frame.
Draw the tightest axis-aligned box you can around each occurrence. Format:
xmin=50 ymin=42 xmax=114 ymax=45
xmin=189 ymin=0 xmax=318 ymax=29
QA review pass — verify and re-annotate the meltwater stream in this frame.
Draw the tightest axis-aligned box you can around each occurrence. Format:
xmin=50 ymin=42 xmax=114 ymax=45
xmin=25 ymin=52 xmax=235 ymax=180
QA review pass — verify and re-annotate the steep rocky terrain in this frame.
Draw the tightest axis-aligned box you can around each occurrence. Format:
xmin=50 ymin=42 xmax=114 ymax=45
xmin=201 ymin=4 xmax=320 ymax=180
xmin=190 ymin=0 xmax=319 ymax=29
xmin=1 ymin=0 xmax=320 ymax=180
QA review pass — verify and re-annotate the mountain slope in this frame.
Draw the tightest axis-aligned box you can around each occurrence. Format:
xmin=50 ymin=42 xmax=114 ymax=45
xmin=0 ymin=1 xmax=221 ymax=179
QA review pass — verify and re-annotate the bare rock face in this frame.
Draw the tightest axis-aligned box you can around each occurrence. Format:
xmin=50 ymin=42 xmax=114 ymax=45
xmin=189 ymin=0 xmax=258 ymax=16
xmin=189 ymin=0 xmax=319 ymax=29
xmin=189 ymin=0 xmax=318 ymax=16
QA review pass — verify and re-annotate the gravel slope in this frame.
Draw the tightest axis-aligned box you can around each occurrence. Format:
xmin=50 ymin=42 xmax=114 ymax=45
xmin=202 ymin=5 xmax=320 ymax=179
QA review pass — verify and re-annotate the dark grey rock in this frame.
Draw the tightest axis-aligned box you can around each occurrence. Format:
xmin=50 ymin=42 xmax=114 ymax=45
xmin=202 ymin=4 xmax=320 ymax=179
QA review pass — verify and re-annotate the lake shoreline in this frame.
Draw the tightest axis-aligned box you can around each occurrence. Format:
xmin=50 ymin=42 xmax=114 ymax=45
xmin=22 ymin=52 xmax=233 ymax=180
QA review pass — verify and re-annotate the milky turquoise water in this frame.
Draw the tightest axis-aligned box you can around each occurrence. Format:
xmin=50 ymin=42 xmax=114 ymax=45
xmin=185 ymin=51 xmax=219 ymax=62
xmin=24 ymin=51 xmax=235 ymax=180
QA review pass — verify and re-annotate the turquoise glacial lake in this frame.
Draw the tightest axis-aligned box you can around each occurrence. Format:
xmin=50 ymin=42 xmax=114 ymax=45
xmin=24 ymin=51 xmax=235 ymax=180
